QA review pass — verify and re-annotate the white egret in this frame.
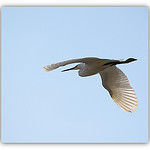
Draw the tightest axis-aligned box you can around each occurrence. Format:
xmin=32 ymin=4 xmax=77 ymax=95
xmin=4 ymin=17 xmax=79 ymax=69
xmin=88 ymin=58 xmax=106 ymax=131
xmin=42 ymin=57 xmax=138 ymax=113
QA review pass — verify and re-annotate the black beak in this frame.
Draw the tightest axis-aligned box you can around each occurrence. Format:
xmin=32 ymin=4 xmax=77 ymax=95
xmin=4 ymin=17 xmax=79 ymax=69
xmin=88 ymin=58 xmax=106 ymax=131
xmin=61 ymin=65 xmax=77 ymax=72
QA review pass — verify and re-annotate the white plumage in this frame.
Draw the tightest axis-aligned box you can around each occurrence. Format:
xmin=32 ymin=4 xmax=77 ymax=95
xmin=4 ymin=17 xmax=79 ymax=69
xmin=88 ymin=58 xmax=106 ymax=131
xmin=42 ymin=57 xmax=138 ymax=113
xmin=100 ymin=66 xmax=138 ymax=112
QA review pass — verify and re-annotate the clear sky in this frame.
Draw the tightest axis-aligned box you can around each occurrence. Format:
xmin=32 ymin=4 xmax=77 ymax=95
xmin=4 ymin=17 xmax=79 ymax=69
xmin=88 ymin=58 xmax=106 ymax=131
xmin=1 ymin=7 xmax=148 ymax=143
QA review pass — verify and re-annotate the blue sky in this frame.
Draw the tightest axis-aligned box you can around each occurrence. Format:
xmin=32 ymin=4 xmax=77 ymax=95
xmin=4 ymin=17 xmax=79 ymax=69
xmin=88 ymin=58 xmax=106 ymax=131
xmin=1 ymin=7 xmax=148 ymax=143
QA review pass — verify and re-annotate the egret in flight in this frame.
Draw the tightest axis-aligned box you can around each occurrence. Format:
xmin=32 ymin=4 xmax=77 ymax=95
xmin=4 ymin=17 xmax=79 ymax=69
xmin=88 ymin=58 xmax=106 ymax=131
xmin=42 ymin=57 xmax=138 ymax=113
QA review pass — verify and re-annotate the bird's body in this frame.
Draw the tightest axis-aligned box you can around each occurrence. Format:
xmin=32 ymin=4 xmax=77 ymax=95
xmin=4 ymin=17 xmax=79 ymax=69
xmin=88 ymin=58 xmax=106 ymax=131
xmin=42 ymin=57 xmax=138 ymax=113
xmin=77 ymin=58 xmax=109 ymax=77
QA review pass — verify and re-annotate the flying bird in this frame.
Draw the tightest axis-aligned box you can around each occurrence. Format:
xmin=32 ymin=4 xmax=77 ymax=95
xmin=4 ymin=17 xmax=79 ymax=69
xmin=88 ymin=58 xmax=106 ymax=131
xmin=42 ymin=57 xmax=138 ymax=113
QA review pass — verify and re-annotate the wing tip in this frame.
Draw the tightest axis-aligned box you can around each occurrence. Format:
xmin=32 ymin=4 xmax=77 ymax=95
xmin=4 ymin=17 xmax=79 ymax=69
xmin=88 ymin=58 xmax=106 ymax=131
xmin=122 ymin=105 xmax=138 ymax=113
xmin=112 ymin=96 xmax=138 ymax=113
xmin=119 ymin=105 xmax=138 ymax=113
xmin=42 ymin=66 xmax=51 ymax=72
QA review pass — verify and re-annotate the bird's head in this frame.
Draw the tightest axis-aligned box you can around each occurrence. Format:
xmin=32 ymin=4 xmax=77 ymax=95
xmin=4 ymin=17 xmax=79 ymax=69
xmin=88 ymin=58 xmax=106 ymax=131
xmin=126 ymin=58 xmax=137 ymax=63
xmin=61 ymin=63 xmax=84 ymax=72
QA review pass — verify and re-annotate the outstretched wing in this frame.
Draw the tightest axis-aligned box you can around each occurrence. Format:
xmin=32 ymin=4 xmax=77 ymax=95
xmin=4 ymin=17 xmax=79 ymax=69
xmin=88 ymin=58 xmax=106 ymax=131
xmin=99 ymin=66 xmax=138 ymax=113
xmin=42 ymin=57 xmax=101 ymax=72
